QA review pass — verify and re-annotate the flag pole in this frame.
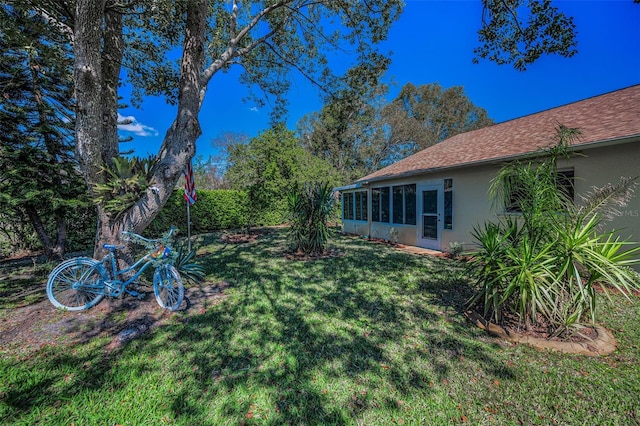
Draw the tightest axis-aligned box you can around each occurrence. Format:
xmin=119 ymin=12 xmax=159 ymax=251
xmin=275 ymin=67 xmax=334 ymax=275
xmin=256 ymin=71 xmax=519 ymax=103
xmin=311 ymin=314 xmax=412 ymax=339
xmin=186 ymin=200 xmax=192 ymax=252
xmin=183 ymin=160 xmax=196 ymax=253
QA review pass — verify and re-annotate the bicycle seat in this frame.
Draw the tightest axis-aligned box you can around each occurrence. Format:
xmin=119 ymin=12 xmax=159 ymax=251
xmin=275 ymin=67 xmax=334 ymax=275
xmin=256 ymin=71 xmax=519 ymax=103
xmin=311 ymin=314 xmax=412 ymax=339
xmin=103 ymin=244 xmax=124 ymax=251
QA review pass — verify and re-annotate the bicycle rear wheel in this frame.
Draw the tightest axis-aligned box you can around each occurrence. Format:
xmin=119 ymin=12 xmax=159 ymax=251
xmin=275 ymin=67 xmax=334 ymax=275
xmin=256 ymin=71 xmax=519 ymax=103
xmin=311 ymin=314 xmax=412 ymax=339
xmin=153 ymin=265 xmax=184 ymax=311
xmin=47 ymin=258 xmax=107 ymax=311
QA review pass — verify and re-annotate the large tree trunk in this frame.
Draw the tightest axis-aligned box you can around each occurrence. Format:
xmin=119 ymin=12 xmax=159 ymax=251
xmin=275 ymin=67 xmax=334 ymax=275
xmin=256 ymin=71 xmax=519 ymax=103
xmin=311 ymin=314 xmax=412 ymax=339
xmin=73 ymin=0 xmax=206 ymax=259
xmin=74 ymin=0 xmax=111 ymax=258
xmin=107 ymin=0 xmax=206 ymax=241
xmin=92 ymin=5 xmax=126 ymax=257
xmin=100 ymin=8 xmax=122 ymax=168
xmin=74 ymin=0 xmax=106 ymax=191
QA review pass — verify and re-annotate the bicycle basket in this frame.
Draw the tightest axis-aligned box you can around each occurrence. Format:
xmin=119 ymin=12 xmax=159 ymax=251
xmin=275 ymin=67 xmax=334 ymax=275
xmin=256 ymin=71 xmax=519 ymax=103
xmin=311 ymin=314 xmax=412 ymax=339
xmin=151 ymin=245 xmax=171 ymax=259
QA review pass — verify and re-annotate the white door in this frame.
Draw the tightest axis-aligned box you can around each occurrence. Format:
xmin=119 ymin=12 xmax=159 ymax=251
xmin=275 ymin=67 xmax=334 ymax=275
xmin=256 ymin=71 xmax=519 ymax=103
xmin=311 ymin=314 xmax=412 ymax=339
xmin=417 ymin=185 xmax=443 ymax=250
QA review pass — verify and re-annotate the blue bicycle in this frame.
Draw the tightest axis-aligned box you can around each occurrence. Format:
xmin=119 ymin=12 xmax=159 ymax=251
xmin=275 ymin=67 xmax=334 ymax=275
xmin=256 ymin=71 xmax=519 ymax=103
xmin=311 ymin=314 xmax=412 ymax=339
xmin=46 ymin=228 xmax=184 ymax=311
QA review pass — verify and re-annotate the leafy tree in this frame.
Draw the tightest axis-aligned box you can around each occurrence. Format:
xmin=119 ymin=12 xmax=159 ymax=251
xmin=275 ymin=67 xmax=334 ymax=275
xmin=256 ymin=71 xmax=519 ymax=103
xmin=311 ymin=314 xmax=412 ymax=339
xmin=186 ymin=155 xmax=227 ymax=191
xmin=474 ymin=0 xmax=578 ymax=71
xmin=204 ymin=131 xmax=251 ymax=189
xmin=383 ymin=82 xmax=494 ymax=154
xmin=19 ymin=0 xmax=581 ymax=257
xmin=297 ymin=61 xmax=392 ymax=182
xmin=24 ymin=0 xmax=403 ymax=257
xmin=225 ymin=126 xmax=340 ymax=228
xmin=299 ymin=82 xmax=493 ymax=181
xmin=0 ymin=4 xmax=88 ymax=260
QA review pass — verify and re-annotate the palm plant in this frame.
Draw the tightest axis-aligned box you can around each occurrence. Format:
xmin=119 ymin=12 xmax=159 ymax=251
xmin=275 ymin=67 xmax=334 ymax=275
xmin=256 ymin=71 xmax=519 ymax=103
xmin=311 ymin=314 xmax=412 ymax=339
xmin=468 ymin=220 xmax=514 ymax=324
xmin=469 ymin=126 xmax=640 ymax=334
xmin=287 ymin=182 xmax=336 ymax=255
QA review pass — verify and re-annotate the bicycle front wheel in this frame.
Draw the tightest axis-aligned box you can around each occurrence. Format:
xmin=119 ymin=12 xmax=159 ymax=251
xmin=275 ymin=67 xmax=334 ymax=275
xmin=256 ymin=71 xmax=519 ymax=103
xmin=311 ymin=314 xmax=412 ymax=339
xmin=46 ymin=258 xmax=107 ymax=311
xmin=153 ymin=265 xmax=184 ymax=311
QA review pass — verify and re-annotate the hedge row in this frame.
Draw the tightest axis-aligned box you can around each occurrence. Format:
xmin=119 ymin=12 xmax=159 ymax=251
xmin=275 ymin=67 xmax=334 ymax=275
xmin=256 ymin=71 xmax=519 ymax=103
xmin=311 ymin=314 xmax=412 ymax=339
xmin=147 ymin=189 xmax=287 ymax=235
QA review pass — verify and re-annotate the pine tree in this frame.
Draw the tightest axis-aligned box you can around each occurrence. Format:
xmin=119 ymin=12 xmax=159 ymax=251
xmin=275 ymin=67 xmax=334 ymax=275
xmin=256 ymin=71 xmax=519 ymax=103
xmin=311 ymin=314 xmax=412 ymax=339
xmin=0 ymin=4 xmax=89 ymax=259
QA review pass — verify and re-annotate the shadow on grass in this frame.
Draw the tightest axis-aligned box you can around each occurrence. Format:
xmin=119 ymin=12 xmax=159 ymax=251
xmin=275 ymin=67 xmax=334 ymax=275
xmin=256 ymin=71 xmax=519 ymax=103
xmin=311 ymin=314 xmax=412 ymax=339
xmin=0 ymin=263 xmax=51 ymax=309
xmin=1 ymin=230 xmax=512 ymax=424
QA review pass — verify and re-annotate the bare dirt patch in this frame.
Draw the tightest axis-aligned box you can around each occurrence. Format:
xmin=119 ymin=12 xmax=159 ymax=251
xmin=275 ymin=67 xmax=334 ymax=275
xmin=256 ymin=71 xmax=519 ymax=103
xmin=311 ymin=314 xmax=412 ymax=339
xmin=220 ymin=233 xmax=259 ymax=244
xmin=0 ymin=281 xmax=230 ymax=356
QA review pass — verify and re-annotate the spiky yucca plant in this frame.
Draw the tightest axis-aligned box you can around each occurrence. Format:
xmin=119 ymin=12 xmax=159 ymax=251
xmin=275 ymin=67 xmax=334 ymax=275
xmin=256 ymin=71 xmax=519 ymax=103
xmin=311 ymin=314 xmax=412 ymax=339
xmin=287 ymin=182 xmax=336 ymax=255
xmin=469 ymin=125 xmax=640 ymax=334
xmin=174 ymin=244 xmax=205 ymax=284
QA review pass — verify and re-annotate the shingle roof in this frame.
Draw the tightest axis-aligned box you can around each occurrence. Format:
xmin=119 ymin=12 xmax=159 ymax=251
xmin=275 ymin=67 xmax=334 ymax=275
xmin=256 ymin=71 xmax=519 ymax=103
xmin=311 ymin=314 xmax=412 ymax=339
xmin=358 ymin=85 xmax=640 ymax=183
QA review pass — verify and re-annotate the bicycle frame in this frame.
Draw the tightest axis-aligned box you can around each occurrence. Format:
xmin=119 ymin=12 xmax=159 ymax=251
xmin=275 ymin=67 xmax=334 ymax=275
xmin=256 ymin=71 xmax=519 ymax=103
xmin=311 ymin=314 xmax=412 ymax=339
xmin=101 ymin=247 xmax=157 ymax=298
xmin=99 ymin=228 xmax=178 ymax=299
xmin=47 ymin=227 xmax=184 ymax=311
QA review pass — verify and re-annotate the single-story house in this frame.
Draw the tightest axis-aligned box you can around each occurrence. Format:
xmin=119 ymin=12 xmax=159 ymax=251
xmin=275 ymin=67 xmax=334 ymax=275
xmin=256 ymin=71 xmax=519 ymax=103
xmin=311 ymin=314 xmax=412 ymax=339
xmin=338 ymin=85 xmax=640 ymax=259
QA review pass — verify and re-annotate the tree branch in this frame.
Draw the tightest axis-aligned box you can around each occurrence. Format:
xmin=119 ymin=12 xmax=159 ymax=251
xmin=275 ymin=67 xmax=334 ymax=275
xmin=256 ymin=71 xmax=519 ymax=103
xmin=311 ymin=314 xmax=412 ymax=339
xmin=200 ymin=1 xmax=292 ymax=86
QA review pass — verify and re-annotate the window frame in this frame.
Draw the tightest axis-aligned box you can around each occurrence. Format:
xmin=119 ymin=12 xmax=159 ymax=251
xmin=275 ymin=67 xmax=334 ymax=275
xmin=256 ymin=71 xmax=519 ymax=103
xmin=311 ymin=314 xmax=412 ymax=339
xmin=342 ymin=190 xmax=368 ymax=221
xmin=343 ymin=192 xmax=354 ymax=220
xmin=392 ymin=184 xmax=417 ymax=226
xmin=505 ymin=168 xmax=575 ymax=214
xmin=371 ymin=186 xmax=390 ymax=223
xmin=444 ymin=178 xmax=453 ymax=230
xmin=355 ymin=191 xmax=368 ymax=221
xmin=557 ymin=169 xmax=575 ymax=202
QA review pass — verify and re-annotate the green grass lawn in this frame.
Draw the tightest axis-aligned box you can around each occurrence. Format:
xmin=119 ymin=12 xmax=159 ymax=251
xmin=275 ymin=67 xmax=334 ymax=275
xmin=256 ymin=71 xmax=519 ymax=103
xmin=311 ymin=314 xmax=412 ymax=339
xmin=1 ymin=229 xmax=639 ymax=425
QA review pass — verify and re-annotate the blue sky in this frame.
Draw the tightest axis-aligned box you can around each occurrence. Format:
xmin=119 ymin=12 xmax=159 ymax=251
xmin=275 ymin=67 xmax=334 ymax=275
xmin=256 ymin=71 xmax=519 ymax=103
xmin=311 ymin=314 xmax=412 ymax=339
xmin=118 ymin=0 xmax=640 ymax=159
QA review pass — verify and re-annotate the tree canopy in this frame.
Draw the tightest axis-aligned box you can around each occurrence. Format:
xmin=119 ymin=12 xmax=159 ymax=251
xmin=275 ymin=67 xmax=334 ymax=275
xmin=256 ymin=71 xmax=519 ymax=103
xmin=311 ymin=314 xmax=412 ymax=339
xmin=475 ymin=0 xmax=578 ymax=71
xmin=383 ymin=82 xmax=494 ymax=152
xmin=2 ymin=0 xmax=586 ymax=255
xmin=298 ymin=82 xmax=494 ymax=183
xmin=297 ymin=61 xmax=392 ymax=182
xmin=49 ymin=0 xmax=404 ymax=254
xmin=226 ymin=126 xmax=340 ymax=226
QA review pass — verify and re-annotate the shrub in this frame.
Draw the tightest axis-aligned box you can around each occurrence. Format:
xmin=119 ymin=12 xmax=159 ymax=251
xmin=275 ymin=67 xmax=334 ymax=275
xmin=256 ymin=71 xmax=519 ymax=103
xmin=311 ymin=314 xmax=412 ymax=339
xmin=149 ymin=189 xmax=264 ymax=236
xmin=287 ymin=182 xmax=336 ymax=255
xmin=468 ymin=126 xmax=640 ymax=335
xmin=448 ymin=241 xmax=465 ymax=258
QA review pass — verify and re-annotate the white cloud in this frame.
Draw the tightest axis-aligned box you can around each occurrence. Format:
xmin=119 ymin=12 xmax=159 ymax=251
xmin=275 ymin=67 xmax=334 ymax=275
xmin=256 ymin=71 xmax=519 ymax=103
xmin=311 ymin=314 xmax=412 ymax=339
xmin=250 ymin=107 xmax=259 ymax=112
xmin=117 ymin=113 xmax=159 ymax=137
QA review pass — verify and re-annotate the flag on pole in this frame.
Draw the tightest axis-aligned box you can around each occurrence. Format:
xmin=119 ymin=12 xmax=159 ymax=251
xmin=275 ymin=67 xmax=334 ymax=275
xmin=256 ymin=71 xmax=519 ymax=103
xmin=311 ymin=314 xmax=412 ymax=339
xmin=184 ymin=161 xmax=197 ymax=206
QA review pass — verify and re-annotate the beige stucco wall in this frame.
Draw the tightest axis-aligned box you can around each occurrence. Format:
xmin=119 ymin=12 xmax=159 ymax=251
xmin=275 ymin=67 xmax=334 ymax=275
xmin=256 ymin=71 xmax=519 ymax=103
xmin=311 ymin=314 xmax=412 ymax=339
xmin=567 ymin=141 xmax=640 ymax=248
xmin=342 ymin=140 xmax=639 ymax=264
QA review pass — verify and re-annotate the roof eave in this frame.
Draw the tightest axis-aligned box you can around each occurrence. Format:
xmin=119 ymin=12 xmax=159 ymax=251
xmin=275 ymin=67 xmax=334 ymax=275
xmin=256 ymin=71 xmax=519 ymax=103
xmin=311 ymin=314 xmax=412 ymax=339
xmin=357 ymin=134 xmax=640 ymax=186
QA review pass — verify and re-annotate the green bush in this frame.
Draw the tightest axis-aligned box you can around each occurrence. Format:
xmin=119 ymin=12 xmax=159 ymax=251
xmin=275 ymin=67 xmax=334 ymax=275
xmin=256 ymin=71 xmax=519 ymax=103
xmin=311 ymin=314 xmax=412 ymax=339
xmin=468 ymin=127 xmax=640 ymax=335
xmin=287 ymin=182 xmax=335 ymax=255
xmin=148 ymin=189 xmax=287 ymax=236
xmin=65 ymin=205 xmax=97 ymax=252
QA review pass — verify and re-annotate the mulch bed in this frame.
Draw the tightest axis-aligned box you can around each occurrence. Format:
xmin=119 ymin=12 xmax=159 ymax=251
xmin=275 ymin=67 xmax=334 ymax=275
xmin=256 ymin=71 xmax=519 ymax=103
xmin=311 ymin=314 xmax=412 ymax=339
xmin=220 ymin=233 xmax=260 ymax=244
xmin=0 ymin=281 xmax=230 ymax=356
xmin=594 ymin=282 xmax=640 ymax=297
xmin=466 ymin=307 xmax=615 ymax=356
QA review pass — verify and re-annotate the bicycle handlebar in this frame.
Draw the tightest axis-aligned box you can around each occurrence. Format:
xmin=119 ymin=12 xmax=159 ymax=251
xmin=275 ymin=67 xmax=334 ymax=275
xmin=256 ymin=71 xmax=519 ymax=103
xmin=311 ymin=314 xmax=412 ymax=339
xmin=121 ymin=227 xmax=177 ymax=246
